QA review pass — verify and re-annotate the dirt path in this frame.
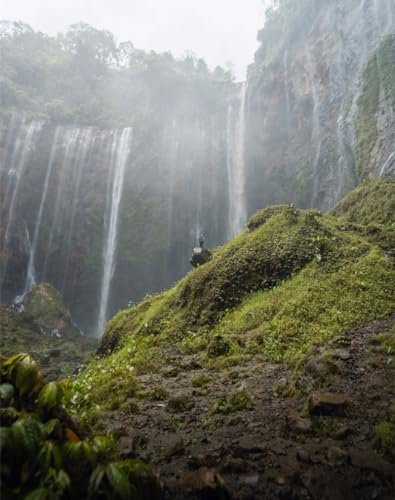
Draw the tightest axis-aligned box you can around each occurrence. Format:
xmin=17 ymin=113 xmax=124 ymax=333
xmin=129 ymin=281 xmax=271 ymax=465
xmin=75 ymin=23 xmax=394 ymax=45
xmin=102 ymin=312 xmax=395 ymax=499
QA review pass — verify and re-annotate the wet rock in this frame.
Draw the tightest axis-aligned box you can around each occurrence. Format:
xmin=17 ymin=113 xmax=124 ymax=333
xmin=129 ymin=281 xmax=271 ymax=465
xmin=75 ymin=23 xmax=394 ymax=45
xmin=165 ymin=437 xmax=186 ymax=459
xmin=349 ymin=450 xmax=394 ymax=477
xmin=287 ymin=411 xmax=312 ymax=433
xmin=220 ymin=456 xmax=249 ymax=473
xmin=240 ymin=472 xmax=259 ymax=486
xmin=308 ymin=392 xmax=347 ymax=416
xmin=234 ymin=436 xmax=264 ymax=456
xmin=170 ymin=467 xmax=230 ymax=499
xmin=305 ymin=354 xmax=342 ymax=378
xmin=190 ymin=247 xmax=212 ymax=268
xmin=330 ymin=349 xmax=351 ymax=361
xmin=327 ymin=446 xmax=349 ymax=465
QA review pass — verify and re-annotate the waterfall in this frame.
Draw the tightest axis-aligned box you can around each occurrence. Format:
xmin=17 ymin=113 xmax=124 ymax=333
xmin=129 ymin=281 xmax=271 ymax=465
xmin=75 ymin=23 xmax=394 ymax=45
xmin=14 ymin=222 xmax=33 ymax=304
xmin=19 ymin=127 xmax=60 ymax=301
xmin=42 ymin=128 xmax=81 ymax=279
xmin=96 ymin=128 xmax=133 ymax=336
xmin=226 ymin=82 xmax=248 ymax=239
xmin=61 ymin=128 xmax=93 ymax=290
xmin=0 ymin=119 xmax=42 ymax=302
xmin=3 ymin=120 xmax=42 ymax=249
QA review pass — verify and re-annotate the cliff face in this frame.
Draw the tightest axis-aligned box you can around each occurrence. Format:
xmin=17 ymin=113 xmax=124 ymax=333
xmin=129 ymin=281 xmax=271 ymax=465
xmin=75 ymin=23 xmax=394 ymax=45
xmin=246 ymin=0 xmax=395 ymax=212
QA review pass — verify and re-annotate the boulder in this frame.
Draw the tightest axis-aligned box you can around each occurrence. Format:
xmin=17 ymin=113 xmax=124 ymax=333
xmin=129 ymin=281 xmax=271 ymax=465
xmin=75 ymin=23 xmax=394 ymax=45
xmin=190 ymin=247 xmax=212 ymax=268
xmin=308 ymin=392 xmax=348 ymax=415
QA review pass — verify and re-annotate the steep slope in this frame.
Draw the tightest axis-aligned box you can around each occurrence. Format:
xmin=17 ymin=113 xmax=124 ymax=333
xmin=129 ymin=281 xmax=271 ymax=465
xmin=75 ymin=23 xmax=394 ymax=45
xmin=69 ymin=181 xmax=395 ymax=498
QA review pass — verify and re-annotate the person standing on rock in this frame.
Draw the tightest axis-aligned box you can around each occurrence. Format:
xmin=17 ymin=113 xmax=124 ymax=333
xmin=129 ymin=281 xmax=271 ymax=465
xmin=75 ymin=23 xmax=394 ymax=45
xmin=199 ymin=233 xmax=205 ymax=248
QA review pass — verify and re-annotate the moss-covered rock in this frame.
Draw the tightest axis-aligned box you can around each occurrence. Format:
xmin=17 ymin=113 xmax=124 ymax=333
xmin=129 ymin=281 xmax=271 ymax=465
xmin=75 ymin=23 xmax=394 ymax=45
xmin=24 ymin=282 xmax=80 ymax=337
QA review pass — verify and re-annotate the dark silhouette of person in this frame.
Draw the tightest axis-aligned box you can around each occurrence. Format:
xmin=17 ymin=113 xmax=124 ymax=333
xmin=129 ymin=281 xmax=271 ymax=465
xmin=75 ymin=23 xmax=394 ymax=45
xmin=199 ymin=233 xmax=205 ymax=248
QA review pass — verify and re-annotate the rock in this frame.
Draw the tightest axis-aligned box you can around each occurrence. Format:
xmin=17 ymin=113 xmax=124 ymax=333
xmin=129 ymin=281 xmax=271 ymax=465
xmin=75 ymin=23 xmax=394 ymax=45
xmin=305 ymin=357 xmax=330 ymax=377
xmin=330 ymin=349 xmax=351 ymax=361
xmin=240 ymin=473 xmax=259 ymax=486
xmin=349 ymin=449 xmax=394 ymax=477
xmin=165 ymin=437 xmax=185 ymax=459
xmin=220 ymin=456 xmax=249 ymax=473
xmin=327 ymin=446 xmax=349 ymax=465
xmin=234 ymin=437 xmax=264 ymax=456
xmin=308 ymin=392 xmax=347 ymax=415
xmin=118 ymin=436 xmax=136 ymax=458
xmin=190 ymin=247 xmax=212 ymax=268
xmin=287 ymin=411 xmax=312 ymax=433
xmin=170 ymin=467 xmax=230 ymax=498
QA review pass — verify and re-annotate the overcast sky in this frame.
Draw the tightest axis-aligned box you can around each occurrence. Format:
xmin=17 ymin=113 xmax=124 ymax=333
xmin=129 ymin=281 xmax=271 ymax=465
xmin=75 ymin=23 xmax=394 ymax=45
xmin=1 ymin=0 xmax=272 ymax=80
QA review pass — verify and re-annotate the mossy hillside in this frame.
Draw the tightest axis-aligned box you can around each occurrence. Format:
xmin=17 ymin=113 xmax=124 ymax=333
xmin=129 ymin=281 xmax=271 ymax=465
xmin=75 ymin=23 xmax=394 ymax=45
xmin=72 ymin=184 xmax=395 ymax=419
xmin=100 ymin=205 xmax=329 ymax=354
xmin=330 ymin=180 xmax=395 ymax=226
xmin=330 ymin=180 xmax=395 ymax=251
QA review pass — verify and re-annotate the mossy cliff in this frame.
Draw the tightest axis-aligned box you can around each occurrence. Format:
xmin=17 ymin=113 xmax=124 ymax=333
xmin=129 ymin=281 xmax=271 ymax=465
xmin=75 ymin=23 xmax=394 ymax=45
xmin=71 ymin=181 xmax=395 ymax=419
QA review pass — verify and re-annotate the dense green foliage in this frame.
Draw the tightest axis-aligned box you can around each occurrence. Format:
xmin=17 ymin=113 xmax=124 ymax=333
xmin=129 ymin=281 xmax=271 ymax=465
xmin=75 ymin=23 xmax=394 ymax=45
xmin=0 ymin=21 xmax=234 ymax=129
xmin=0 ymin=353 xmax=161 ymax=499
xmin=71 ymin=182 xmax=395 ymax=421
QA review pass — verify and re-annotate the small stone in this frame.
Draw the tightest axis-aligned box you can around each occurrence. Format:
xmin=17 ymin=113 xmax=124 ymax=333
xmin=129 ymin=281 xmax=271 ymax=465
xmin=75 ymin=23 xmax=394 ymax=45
xmin=240 ymin=473 xmax=259 ymax=486
xmin=308 ymin=392 xmax=347 ymax=416
xmin=234 ymin=436 xmax=264 ymax=456
xmin=220 ymin=456 xmax=248 ymax=473
xmin=165 ymin=437 xmax=185 ymax=459
xmin=330 ymin=349 xmax=351 ymax=361
xmin=297 ymin=449 xmax=310 ymax=463
xmin=327 ymin=446 xmax=348 ymax=465
xmin=287 ymin=411 xmax=312 ymax=433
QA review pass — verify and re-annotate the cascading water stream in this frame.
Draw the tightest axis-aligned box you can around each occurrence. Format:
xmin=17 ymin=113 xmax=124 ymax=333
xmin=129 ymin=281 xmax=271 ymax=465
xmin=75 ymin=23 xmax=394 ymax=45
xmin=96 ymin=127 xmax=132 ymax=336
xmin=226 ymin=82 xmax=248 ymax=239
xmin=0 ymin=120 xmax=42 ymax=302
xmin=42 ymin=128 xmax=80 ymax=279
xmin=19 ymin=127 xmax=60 ymax=301
xmin=61 ymin=128 xmax=93 ymax=290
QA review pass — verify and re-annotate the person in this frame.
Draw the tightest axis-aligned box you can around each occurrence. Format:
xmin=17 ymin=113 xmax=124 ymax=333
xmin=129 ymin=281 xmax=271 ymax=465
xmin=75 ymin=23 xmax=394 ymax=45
xmin=199 ymin=233 xmax=205 ymax=248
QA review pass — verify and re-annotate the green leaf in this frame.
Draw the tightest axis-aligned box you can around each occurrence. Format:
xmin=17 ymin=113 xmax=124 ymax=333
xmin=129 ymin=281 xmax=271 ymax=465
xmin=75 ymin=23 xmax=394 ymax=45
xmin=106 ymin=462 xmax=131 ymax=500
xmin=12 ymin=418 xmax=42 ymax=454
xmin=15 ymin=355 xmax=40 ymax=396
xmin=81 ymin=440 xmax=97 ymax=466
xmin=43 ymin=418 xmax=62 ymax=439
xmin=24 ymin=487 xmax=48 ymax=500
xmin=89 ymin=464 xmax=105 ymax=495
xmin=0 ymin=383 xmax=15 ymax=406
xmin=37 ymin=382 xmax=62 ymax=410
xmin=1 ymin=353 xmax=28 ymax=379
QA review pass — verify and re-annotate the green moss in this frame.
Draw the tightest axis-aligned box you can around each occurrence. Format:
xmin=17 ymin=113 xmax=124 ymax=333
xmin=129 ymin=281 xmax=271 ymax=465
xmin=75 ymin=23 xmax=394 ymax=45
xmin=167 ymin=394 xmax=194 ymax=413
xmin=191 ymin=374 xmax=213 ymax=387
xmin=25 ymin=283 xmax=65 ymax=331
xmin=356 ymin=49 xmax=380 ymax=178
xmin=372 ymin=415 xmax=395 ymax=462
xmin=330 ymin=180 xmax=395 ymax=226
xmin=377 ymin=35 xmax=395 ymax=108
xmin=312 ymin=416 xmax=342 ymax=438
xmin=212 ymin=389 xmax=254 ymax=414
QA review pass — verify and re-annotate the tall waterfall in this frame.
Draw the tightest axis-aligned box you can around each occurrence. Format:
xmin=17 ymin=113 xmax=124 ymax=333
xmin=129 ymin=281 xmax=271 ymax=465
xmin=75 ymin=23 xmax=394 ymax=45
xmin=20 ymin=127 xmax=60 ymax=300
xmin=0 ymin=119 xmax=42 ymax=302
xmin=226 ymin=82 xmax=248 ymax=239
xmin=96 ymin=128 xmax=133 ymax=336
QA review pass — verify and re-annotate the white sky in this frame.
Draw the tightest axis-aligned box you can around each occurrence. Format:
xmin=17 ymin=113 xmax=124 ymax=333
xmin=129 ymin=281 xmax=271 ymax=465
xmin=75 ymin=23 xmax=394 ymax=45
xmin=1 ymin=0 xmax=271 ymax=80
